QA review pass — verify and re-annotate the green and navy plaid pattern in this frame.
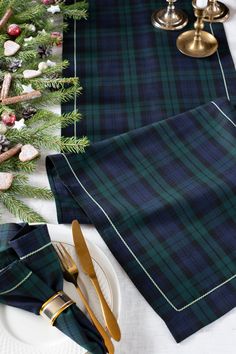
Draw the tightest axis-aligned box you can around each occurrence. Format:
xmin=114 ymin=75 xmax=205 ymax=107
xmin=0 ymin=224 xmax=107 ymax=354
xmin=51 ymin=0 xmax=236 ymax=342
xmin=47 ymin=97 xmax=236 ymax=342
xmin=62 ymin=0 xmax=236 ymax=141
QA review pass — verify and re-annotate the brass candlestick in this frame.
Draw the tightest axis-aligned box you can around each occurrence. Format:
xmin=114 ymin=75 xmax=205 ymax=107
xmin=204 ymin=0 xmax=230 ymax=22
xmin=151 ymin=0 xmax=188 ymax=31
xmin=176 ymin=2 xmax=218 ymax=58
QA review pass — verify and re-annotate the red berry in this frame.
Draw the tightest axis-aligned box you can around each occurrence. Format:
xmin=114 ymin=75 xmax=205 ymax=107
xmin=7 ymin=24 xmax=21 ymax=38
xmin=51 ymin=31 xmax=63 ymax=47
xmin=41 ymin=0 xmax=55 ymax=4
xmin=1 ymin=112 xmax=16 ymax=126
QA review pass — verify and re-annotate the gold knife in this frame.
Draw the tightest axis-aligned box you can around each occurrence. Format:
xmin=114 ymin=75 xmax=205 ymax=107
xmin=72 ymin=219 xmax=121 ymax=342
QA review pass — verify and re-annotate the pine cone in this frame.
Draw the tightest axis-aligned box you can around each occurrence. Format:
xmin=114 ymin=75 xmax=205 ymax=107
xmin=22 ymin=107 xmax=37 ymax=120
xmin=8 ymin=59 xmax=22 ymax=72
xmin=38 ymin=45 xmax=52 ymax=59
xmin=0 ymin=135 xmax=10 ymax=154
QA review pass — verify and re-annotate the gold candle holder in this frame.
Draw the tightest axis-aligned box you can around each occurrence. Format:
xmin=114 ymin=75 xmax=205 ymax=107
xmin=203 ymin=0 xmax=230 ymax=22
xmin=151 ymin=0 xmax=188 ymax=31
xmin=176 ymin=2 xmax=218 ymax=58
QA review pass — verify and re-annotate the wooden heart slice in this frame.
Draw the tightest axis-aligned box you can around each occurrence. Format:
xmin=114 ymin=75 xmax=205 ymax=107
xmin=4 ymin=40 xmax=20 ymax=56
xmin=19 ymin=144 xmax=40 ymax=162
xmin=0 ymin=172 xmax=13 ymax=191
xmin=23 ymin=69 xmax=42 ymax=79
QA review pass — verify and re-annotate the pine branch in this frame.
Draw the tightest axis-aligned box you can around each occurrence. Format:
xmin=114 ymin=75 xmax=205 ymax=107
xmin=0 ymin=105 xmax=13 ymax=115
xmin=18 ymin=49 xmax=37 ymax=62
xmin=43 ymin=60 xmax=70 ymax=75
xmin=10 ymin=184 xmax=53 ymax=200
xmin=0 ymin=157 xmax=36 ymax=173
xmin=0 ymin=1 xmax=10 ymax=15
xmin=5 ymin=1 xmax=28 ymax=14
xmin=12 ymin=173 xmax=28 ymax=184
xmin=25 ymin=109 xmax=82 ymax=128
xmin=0 ymin=193 xmax=46 ymax=223
xmin=28 ymin=77 xmax=80 ymax=90
xmin=0 ymin=34 xmax=8 ymax=44
xmin=61 ymin=1 xmax=89 ymax=20
xmin=14 ymin=61 xmax=71 ymax=86
xmin=60 ymin=136 xmax=89 ymax=153
xmin=13 ymin=4 xmax=46 ymax=24
xmin=0 ymin=0 xmax=89 ymax=222
xmin=6 ymin=127 xmax=89 ymax=152
xmin=60 ymin=111 xmax=82 ymax=128
xmin=62 ymin=8 xmax=88 ymax=20
xmin=32 ymin=85 xmax=82 ymax=106
xmin=21 ymin=32 xmax=58 ymax=51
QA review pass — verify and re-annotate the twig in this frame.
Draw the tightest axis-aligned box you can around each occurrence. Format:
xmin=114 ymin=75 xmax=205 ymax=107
xmin=0 ymin=8 xmax=13 ymax=30
xmin=1 ymin=91 xmax=41 ymax=105
xmin=0 ymin=73 xmax=12 ymax=100
xmin=0 ymin=144 xmax=22 ymax=164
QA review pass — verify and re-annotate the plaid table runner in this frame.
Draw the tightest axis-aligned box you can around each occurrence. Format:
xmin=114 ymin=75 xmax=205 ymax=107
xmin=62 ymin=0 xmax=236 ymax=141
xmin=0 ymin=223 xmax=107 ymax=354
xmin=47 ymin=97 xmax=236 ymax=342
xmin=59 ymin=0 xmax=236 ymax=223
xmin=47 ymin=0 xmax=236 ymax=343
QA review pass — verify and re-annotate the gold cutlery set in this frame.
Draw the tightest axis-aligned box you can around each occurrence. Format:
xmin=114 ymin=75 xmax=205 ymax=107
xmin=55 ymin=220 xmax=121 ymax=354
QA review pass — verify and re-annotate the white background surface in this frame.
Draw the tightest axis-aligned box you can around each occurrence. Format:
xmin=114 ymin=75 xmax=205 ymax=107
xmin=5 ymin=1 xmax=236 ymax=353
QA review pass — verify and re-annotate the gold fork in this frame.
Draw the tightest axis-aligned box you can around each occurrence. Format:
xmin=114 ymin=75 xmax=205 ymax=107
xmin=55 ymin=243 xmax=114 ymax=354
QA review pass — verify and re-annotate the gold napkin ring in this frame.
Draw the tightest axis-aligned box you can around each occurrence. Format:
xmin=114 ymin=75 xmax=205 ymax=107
xmin=39 ymin=291 xmax=74 ymax=325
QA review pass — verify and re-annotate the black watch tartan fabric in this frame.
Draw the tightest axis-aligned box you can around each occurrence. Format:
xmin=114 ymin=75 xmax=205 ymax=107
xmin=48 ymin=97 xmax=236 ymax=342
xmin=62 ymin=0 xmax=236 ymax=141
xmin=47 ymin=0 xmax=236 ymax=342
xmin=0 ymin=224 xmax=106 ymax=354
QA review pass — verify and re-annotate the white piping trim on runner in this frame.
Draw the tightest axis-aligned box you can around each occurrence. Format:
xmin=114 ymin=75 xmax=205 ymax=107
xmin=61 ymin=153 xmax=236 ymax=312
xmin=211 ymin=101 xmax=236 ymax=127
xmin=66 ymin=21 xmax=234 ymax=311
xmin=19 ymin=242 xmax=52 ymax=260
xmin=0 ymin=266 xmax=7 ymax=273
xmin=73 ymin=0 xmax=77 ymax=137
xmin=0 ymin=272 xmax=32 ymax=295
xmin=210 ymin=23 xmax=230 ymax=101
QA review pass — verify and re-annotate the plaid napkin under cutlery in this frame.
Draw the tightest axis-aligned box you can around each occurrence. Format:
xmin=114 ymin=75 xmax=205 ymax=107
xmin=0 ymin=223 xmax=107 ymax=354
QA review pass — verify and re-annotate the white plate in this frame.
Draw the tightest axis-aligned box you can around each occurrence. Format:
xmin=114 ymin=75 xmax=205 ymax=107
xmin=0 ymin=225 xmax=121 ymax=354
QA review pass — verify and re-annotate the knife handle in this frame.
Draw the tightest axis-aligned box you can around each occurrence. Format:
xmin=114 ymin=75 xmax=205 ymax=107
xmin=91 ymin=277 xmax=121 ymax=342
xmin=75 ymin=284 xmax=114 ymax=354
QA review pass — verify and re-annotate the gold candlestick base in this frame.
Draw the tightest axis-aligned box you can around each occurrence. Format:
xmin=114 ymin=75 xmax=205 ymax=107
xmin=177 ymin=30 xmax=218 ymax=58
xmin=204 ymin=1 xmax=230 ymax=23
xmin=152 ymin=1 xmax=188 ymax=31
xmin=176 ymin=3 xmax=218 ymax=58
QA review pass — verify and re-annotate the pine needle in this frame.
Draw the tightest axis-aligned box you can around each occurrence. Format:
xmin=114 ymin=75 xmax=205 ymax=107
xmin=0 ymin=0 xmax=89 ymax=222
xmin=0 ymin=193 xmax=46 ymax=223
xmin=0 ymin=158 xmax=36 ymax=173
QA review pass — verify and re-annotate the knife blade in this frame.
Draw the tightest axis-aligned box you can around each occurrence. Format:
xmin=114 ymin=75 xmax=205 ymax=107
xmin=72 ymin=219 xmax=121 ymax=342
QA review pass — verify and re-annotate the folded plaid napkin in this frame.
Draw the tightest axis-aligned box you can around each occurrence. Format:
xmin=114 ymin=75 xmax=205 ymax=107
xmin=0 ymin=223 xmax=107 ymax=354
xmin=47 ymin=97 xmax=236 ymax=342
xmin=62 ymin=0 xmax=236 ymax=142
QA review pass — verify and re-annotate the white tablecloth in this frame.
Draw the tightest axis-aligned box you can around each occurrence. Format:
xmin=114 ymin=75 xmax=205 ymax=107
xmin=6 ymin=1 xmax=236 ymax=353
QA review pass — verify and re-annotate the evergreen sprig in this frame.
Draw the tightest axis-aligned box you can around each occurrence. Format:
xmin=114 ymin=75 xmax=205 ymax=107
xmin=61 ymin=1 xmax=89 ymax=20
xmin=0 ymin=193 xmax=46 ymax=223
xmin=6 ymin=127 xmax=89 ymax=152
xmin=0 ymin=0 xmax=88 ymax=222
xmin=0 ymin=157 xmax=36 ymax=173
